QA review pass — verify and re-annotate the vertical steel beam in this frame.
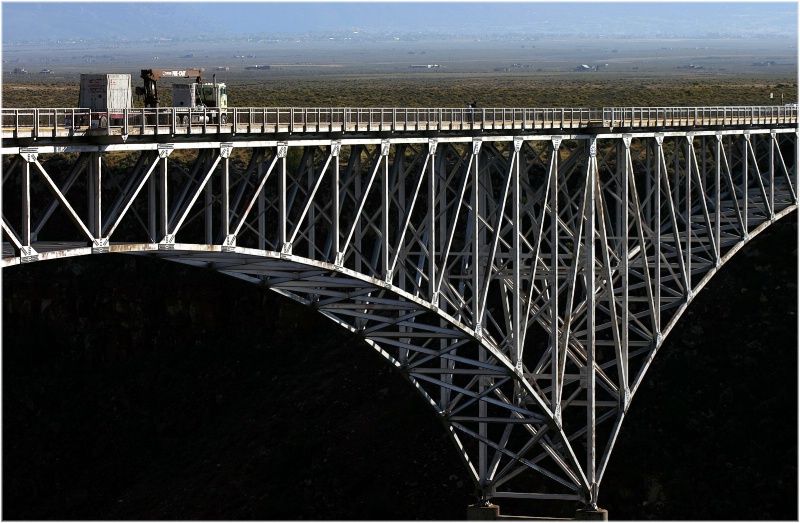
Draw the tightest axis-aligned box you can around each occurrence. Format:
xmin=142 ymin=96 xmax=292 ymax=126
xmin=280 ymin=143 xmax=288 ymax=250
xmin=743 ymin=134 xmax=749 ymax=234
xmin=20 ymin=150 xmax=34 ymax=249
xmin=157 ymin=146 xmax=171 ymax=242
xmin=428 ymin=139 xmax=437 ymax=302
xmin=472 ymin=139 xmax=483 ymax=337
xmin=512 ymin=137 xmax=522 ymax=372
xmin=770 ymin=132 xmax=776 ymax=219
xmin=550 ymin=137 xmax=562 ymax=425
xmin=620 ymin=136 xmax=631 ymax=406
xmin=382 ymin=142 xmax=390 ymax=282
xmin=685 ymin=135 xmax=693 ymax=291
xmin=87 ymin=152 xmax=101 ymax=240
xmin=715 ymin=134 xmax=722 ymax=262
xmin=333 ymin=143 xmax=341 ymax=266
xmin=327 ymin=142 xmax=341 ymax=260
xmin=651 ymin=135 xmax=669 ymax=337
xmin=585 ymin=137 xmax=598 ymax=507
xmin=796 ymin=129 xmax=799 ymax=201
xmin=220 ymin=143 xmax=232 ymax=245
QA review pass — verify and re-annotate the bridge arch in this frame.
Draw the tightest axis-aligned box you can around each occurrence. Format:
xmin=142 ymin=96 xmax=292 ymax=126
xmin=3 ymin=109 xmax=797 ymax=511
xmin=2 ymin=215 xmax=794 ymax=519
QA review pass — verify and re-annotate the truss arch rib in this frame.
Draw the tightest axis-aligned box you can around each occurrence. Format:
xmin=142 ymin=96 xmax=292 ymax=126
xmin=2 ymin=124 xmax=796 ymax=508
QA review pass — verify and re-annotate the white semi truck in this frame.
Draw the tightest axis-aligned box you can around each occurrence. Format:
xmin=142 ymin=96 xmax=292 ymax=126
xmin=137 ymin=68 xmax=228 ymax=124
xmin=74 ymin=69 xmax=229 ymax=128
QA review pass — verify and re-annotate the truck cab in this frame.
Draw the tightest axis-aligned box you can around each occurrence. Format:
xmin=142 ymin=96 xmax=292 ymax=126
xmin=171 ymin=81 xmax=227 ymax=124
xmin=172 ymin=82 xmax=227 ymax=110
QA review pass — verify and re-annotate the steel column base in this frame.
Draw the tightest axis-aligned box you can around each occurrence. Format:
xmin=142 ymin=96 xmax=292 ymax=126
xmin=467 ymin=504 xmax=501 ymax=520
xmin=575 ymin=507 xmax=608 ymax=520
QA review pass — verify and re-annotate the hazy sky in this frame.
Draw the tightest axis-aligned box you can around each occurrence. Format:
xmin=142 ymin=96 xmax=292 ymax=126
xmin=2 ymin=1 xmax=797 ymax=41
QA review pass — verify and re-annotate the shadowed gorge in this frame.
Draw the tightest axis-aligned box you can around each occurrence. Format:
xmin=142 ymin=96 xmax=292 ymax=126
xmin=2 ymin=216 xmax=795 ymax=519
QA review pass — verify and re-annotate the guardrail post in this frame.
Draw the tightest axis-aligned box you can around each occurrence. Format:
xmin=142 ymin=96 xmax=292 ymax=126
xmin=32 ymin=109 xmax=39 ymax=138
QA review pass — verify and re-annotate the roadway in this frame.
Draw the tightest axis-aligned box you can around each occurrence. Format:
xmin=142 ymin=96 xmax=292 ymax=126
xmin=2 ymin=105 xmax=797 ymax=145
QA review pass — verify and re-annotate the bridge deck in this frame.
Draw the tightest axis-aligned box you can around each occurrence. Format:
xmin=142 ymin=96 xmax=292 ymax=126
xmin=3 ymin=105 xmax=797 ymax=143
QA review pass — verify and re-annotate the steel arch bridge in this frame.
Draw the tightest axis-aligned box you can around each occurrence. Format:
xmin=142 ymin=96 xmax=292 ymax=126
xmin=2 ymin=105 xmax=797 ymax=513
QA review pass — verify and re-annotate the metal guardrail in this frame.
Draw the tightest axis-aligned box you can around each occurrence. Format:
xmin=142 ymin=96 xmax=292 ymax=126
xmin=601 ymin=105 xmax=798 ymax=128
xmin=2 ymin=106 xmax=797 ymax=139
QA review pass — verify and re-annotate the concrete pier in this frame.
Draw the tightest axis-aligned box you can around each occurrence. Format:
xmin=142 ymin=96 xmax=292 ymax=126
xmin=467 ymin=503 xmax=501 ymax=520
xmin=467 ymin=503 xmax=588 ymax=520
xmin=574 ymin=507 xmax=609 ymax=520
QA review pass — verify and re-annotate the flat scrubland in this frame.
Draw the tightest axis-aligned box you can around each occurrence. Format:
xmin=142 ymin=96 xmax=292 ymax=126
xmin=2 ymin=37 xmax=797 ymax=108
xmin=4 ymin=73 xmax=797 ymax=109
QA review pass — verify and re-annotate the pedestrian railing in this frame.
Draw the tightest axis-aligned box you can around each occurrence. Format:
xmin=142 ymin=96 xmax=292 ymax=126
xmin=2 ymin=105 xmax=796 ymax=140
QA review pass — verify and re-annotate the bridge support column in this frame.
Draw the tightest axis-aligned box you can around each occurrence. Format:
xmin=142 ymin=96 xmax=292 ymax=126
xmin=467 ymin=503 xmax=500 ymax=520
xmin=468 ymin=503 xmax=605 ymax=520
xmin=575 ymin=507 xmax=608 ymax=520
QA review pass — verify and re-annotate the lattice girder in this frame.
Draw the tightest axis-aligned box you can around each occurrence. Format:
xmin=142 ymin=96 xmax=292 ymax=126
xmin=2 ymin=127 xmax=797 ymax=507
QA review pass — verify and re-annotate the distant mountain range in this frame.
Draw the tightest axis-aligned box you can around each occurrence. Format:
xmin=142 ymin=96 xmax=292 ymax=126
xmin=3 ymin=2 xmax=797 ymax=43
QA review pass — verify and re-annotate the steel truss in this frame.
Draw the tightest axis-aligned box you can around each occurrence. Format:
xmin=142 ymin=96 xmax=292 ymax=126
xmin=2 ymin=127 xmax=797 ymax=507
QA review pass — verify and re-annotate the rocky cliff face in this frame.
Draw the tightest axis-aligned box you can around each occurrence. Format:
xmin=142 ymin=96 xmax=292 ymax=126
xmin=3 ymin=216 xmax=797 ymax=520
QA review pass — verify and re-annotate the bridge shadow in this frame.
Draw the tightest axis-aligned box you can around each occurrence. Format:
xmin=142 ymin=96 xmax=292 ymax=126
xmin=2 ymin=214 xmax=796 ymax=519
